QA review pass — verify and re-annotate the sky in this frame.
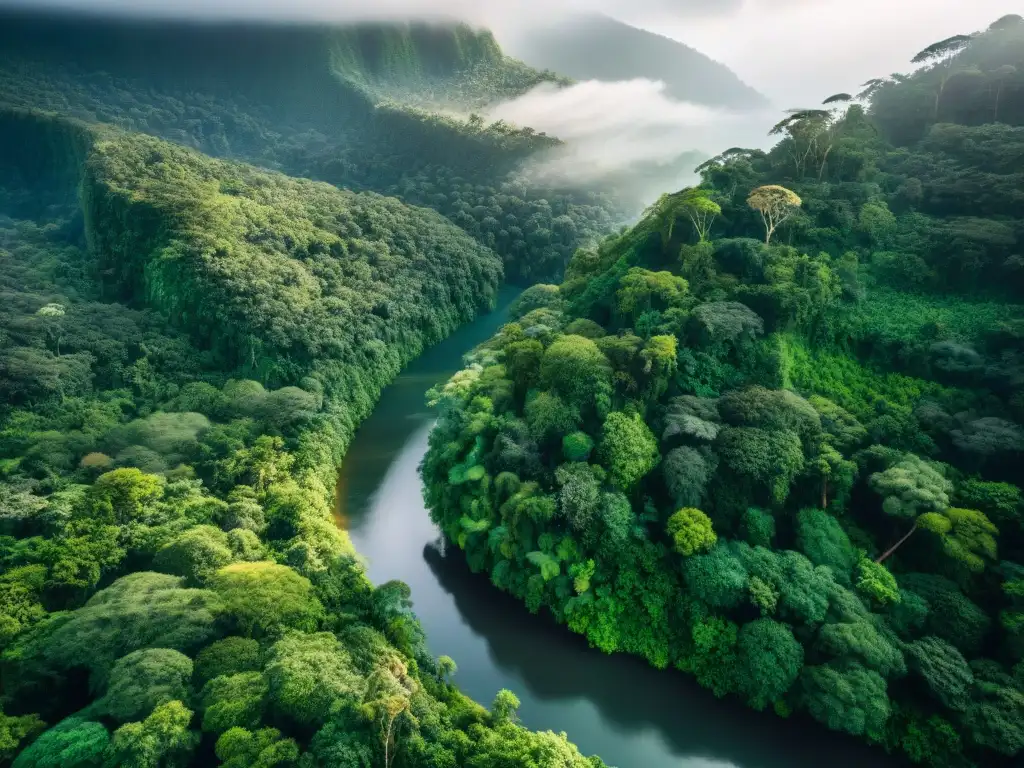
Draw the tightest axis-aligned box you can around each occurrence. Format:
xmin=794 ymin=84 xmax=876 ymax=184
xmin=7 ymin=0 xmax=1018 ymax=108
xmin=4 ymin=0 xmax=1018 ymax=201
xmin=606 ymin=0 xmax=1021 ymax=106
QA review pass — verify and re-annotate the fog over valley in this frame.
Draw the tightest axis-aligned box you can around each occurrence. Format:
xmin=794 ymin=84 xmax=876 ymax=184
xmin=4 ymin=0 xmax=1016 ymax=203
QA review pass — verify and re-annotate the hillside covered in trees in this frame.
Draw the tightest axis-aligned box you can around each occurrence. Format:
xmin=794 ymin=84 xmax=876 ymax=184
xmin=500 ymin=13 xmax=767 ymax=109
xmin=0 ymin=9 xmax=618 ymax=283
xmin=0 ymin=67 xmax=608 ymax=768
xmin=423 ymin=15 xmax=1024 ymax=768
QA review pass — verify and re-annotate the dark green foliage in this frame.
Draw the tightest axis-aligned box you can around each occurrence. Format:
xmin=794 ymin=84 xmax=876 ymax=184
xmin=422 ymin=17 xmax=1024 ymax=766
xmin=796 ymin=509 xmax=858 ymax=582
xmin=192 ymin=637 xmax=262 ymax=687
xmin=800 ymin=663 xmax=890 ymax=742
xmin=10 ymin=717 xmax=108 ymax=768
xmin=0 ymin=15 xmax=617 ymax=768
xmin=98 ymin=648 xmax=194 ymax=723
xmin=815 ymin=622 xmax=905 ymax=678
xmin=734 ymin=619 xmax=803 ymax=710
xmin=906 ymin=636 xmax=975 ymax=711
xmin=899 ymin=573 xmax=992 ymax=655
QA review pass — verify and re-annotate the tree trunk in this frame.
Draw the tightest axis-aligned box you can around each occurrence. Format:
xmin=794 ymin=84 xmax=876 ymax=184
xmin=818 ymin=144 xmax=833 ymax=181
xmin=821 ymin=478 xmax=828 ymax=509
xmin=876 ymin=523 xmax=918 ymax=564
xmin=384 ymin=714 xmax=394 ymax=768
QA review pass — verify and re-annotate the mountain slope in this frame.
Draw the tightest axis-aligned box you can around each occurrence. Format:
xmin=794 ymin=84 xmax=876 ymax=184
xmin=0 ymin=9 xmax=618 ymax=283
xmin=0 ymin=109 xmax=609 ymax=767
xmin=423 ymin=15 xmax=1024 ymax=768
xmin=501 ymin=13 xmax=768 ymax=109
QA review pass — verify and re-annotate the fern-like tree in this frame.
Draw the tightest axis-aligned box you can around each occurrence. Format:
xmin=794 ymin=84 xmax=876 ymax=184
xmin=747 ymin=185 xmax=801 ymax=245
xmin=679 ymin=188 xmax=721 ymax=242
xmin=35 ymin=303 xmax=66 ymax=356
xmin=911 ymin=34 xmax=973 ymax=118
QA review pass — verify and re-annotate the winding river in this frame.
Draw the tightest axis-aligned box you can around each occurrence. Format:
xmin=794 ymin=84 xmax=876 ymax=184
xmin=335 ymin=289 xmax=897 ymax=768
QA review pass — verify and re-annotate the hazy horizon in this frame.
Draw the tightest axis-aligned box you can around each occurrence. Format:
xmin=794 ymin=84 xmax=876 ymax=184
xmin=2 ymin=0 xmax=1018 ymax=203
xmin=2 ymin=0 xmax=1018 ymax=108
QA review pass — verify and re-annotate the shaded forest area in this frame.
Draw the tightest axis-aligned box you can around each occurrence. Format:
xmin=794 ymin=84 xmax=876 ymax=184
xmin=423 ymin=16 xmax=1024 ymax=768
xmin=0 ymin=55 xmax=605 ymax=768
xmin=0 ymin=10 xmax=617 ymax=284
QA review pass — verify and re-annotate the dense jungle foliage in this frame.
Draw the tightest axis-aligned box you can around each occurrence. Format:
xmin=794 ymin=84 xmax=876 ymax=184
xmin=0 ymin=107 xmax=607 ymax=767
xmin=423 ymin=15 xmax=1024 ymax=768
xmin=0 ymin=10 xmax=618 ymax=284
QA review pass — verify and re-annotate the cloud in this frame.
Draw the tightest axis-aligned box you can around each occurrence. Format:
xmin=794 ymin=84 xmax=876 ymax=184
xmin=486 ymin=79 xmax=773 ymax=203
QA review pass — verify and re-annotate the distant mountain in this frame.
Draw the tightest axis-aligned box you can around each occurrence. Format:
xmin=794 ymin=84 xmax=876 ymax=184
xmin=501 ymin=13 xmax=768 ymax=109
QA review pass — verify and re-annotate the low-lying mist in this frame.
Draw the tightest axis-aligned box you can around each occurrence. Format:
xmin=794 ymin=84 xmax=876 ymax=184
xmin=488 ymin=78 xmax=775 ymax=209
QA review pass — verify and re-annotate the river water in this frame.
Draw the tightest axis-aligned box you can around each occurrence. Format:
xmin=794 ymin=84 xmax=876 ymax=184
xmin=335 ymin=289 xmax=897 ymax=768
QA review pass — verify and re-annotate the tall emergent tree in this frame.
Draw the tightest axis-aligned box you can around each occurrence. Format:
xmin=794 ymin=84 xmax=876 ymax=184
xmin=911 ymin=34 xmax=974 ymax=117
xmin=747 ymin=185 xmax=802 ymax=245
xmin=679 ymin=188 xmax=722 ymax=243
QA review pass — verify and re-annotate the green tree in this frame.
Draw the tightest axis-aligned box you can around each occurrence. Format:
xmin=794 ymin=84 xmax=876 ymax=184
xmin=200 ymin=672 xmax=268 ymax=733
xmin=104 ymin=700 xmax=198 ymax=768
xmin=539 ymin=335 xmax=612 ymax=410
xmin=561 ymin=432 xmax=594 ymax=462
xmin=491 ymin=689 xmax=521 ymax=724
xmin=193 ymin=637 xmax=262 ymax=686
xmin=663 ymin=447 xmax=714 ymax=509
xmin=679 ymin=188 xmax=722 ymax=243
xmin=796 ymin=508 xmax=858 ymax=582
xmin=214 ymin=727 xmax=299 ymax=768
xmin=153 ymin=526 xmax=235 ymax=587
xmin=717 ymin=427 xmax=804 ymax=503
xmin=800 ymin=663 xmax=890 ymax=742
xmin=99 ymin=649 xmax=194 ymax=723
xmin=35 ymin=303 xmax=66 ymax=356
xmin=906 ymin=636 xmax=974 ymax=711
xmin=747 ymin=185 xmax=802 ymax=245
xmin=911 ymin=34 xmax=974 ymax=117
xmin=362 ymin=660 xmax=416 ymax=768
xmin=598 ymin=412 xmax=660 ymax=491
xmin=85 ymin=468 xmax=164 ymax=526
xmin=916 ymin=507 xmax=998 ymax=574
xmin=437 ymin=655 xmax=458 ymax=682
xmin=616 ymin=268 xmax=689 ymax=319
xmin=209 ymin=562 xmax=324 ymax=637
xmin=26 ymin=572 xmax=222 ymax=685
xmin=815 ymin=622 xmax=905 ymax=678
xmin=11 ymin=717 xmax=106 ymax=768
xmin=666 ymin=508 xmax=717 ymax=557
xmin=2 ymin=709 xmax=45 ymax=765
xmin=855 ymin=559 xmax=900 ymax=606
xmin=734 ymin=618 xmax=804 ymax=710
xmin=266 ymin=632 xmax=365 ymax=727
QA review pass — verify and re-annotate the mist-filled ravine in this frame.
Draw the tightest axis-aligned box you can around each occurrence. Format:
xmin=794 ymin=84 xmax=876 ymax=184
xmin=335 ymin=291 xmax=895 ymax=768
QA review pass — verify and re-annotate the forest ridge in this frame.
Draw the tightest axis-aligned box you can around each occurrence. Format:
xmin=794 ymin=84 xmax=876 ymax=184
xmin=0 ymin=15 xmax=614 ymax=768
xmin=423 ymin=14 xmax=1024 ymax=768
